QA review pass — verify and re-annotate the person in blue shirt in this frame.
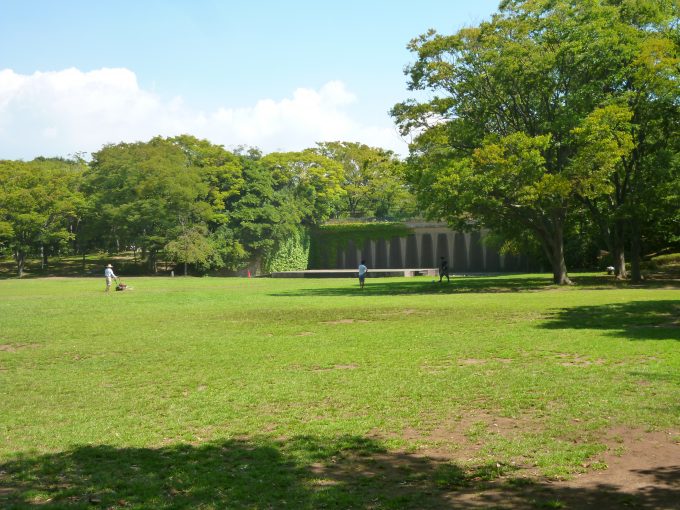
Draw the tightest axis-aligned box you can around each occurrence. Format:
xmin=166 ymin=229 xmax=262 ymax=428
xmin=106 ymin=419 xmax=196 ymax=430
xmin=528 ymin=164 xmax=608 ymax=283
xmin=104 ymin=264 xmax=117 ymax=292
xmin=358 ymin=260 xmax=367 ymax=289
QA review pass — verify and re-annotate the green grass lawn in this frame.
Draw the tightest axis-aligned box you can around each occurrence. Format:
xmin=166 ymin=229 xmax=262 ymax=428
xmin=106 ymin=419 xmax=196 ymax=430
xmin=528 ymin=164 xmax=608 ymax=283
xmin=1 ymin=274 xmax=678 ymax=509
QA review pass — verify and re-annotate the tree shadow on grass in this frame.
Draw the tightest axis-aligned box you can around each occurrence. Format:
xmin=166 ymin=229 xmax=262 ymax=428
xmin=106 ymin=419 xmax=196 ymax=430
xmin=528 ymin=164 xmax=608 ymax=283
xmin=0 ymin=258 xmax=103 ymax=280
xmin=270 ymin=274 xmax=679 ymax=298
xmin=271 ymin=275 xmax=556 ymax=297
xmin=0 ymin=436 xmax=470 ymax=509
xmin=1 ymin=435 xmax=679 ymax=509
xmin=541 ymin=300 xmax=680 ymax=341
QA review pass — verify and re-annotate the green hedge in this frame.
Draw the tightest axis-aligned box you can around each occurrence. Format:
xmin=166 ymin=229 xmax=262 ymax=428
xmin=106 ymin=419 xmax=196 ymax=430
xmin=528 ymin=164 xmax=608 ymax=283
xmin=308 ymin=222 xmax=413 ymax=269
xmin=652 ymin=252 xmax=680 ymax=266
xmin=263 ymin=228 xmax=311 ymax=273
xmin=643 ymin=252 xmax=680 ymax=271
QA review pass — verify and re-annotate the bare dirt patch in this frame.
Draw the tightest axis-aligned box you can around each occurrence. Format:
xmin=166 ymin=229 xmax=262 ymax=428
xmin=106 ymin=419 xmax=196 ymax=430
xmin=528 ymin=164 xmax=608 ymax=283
xmin=0 ymin=343 xmax=40 ymax=353
xmin=547 ymin=426 xmax=680 ymax=505
xmin=356 ymin=424 xmax=680 ymax=509
xmin=380 ymin=308 xmax=430 ymax=318
xmin=422 ymin=358 xmax=514 ymax=373
xmin=556 ymin=353 xmax=606 ymax=367
xmin=308 ymin=422 xmax=680 ymax=509
xmin=312 ymin=364 xmax=359 ymax=372
xmin=458 ymin=358 xmax=487 ymax=366
xmin=321 ymin=318 xmax=371 ymax=325
xmin=400 ymin=308 xmax=418 ymax=315
xmin=376 ymin=411 xmax=537 ymax=460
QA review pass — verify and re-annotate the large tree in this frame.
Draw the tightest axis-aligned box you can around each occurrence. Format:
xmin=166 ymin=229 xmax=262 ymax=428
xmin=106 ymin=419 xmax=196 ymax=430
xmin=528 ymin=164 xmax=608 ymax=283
xmin=392 ymin=0 xmax=677 ymax=284
xmin=566 ymin=0 xmax=680 ymax=281
xmin=259 ymin=150 xmax=345 ymax=225
xmin=167 ymin=135 xmax=249 ymax=271
xmin=85 ymin=137 xmax=209 ymax=271
xmin=164 ymin=223 xmax=216 ymax=276
xmin=0 ymin=158 xmax=85 ymax=277
xmin=314 ymin=141 xmax=415 ymax=219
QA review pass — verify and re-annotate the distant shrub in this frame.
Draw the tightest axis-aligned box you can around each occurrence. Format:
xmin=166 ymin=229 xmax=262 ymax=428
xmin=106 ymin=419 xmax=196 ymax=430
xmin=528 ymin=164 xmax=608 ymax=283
xmin=113 ymin=261 xmax=149 ymax=276
xmin=653 ymin=253 xmax=680 ymax=266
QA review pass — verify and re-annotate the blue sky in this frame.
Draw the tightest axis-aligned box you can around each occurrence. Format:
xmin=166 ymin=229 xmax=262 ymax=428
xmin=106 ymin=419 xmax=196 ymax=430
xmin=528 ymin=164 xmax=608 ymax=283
xmin=1 ymin=0 xmax=500 ymax=159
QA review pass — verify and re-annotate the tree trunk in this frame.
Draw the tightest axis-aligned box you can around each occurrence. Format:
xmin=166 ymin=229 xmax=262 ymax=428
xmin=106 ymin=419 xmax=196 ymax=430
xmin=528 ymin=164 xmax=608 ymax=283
xmin=184 ymin=261 xmax=188 ymax=276
xmin=41 ymin=245 xmax=49 ymax=270
xmin=612 ymin=242 xmax=627 ymax=280
xmin=612 ymin=220 xmax=627 ymax=279
xmin=147 ymin=250 xmax=158 ymax=273
xmin=630 ymin=221 xmax=642 ymax=283
xmin=536 ymin=221 xmax=572 ymax=285
xmin=14 ymin=250 xmax=26 ymax=278
xmin=550 ymin=229 xmax=572 ymax=285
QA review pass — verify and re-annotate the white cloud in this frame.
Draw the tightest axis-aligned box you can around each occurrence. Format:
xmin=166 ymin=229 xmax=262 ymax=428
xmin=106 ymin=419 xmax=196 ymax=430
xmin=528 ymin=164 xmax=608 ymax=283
xmin=0 ymin=68 xmax=408 ymax=160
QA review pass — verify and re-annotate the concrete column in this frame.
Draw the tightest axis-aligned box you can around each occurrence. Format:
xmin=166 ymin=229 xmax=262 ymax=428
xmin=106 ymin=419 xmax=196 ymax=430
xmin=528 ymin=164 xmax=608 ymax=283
xmin=375 ymin=239 xmax=388 ymax=268
xmin=449 ymin=233 xmax=455 ymax=270
xmin=336 ymin=248 xmax=345 ymax=269
xmin=453 ymin=232 xmax=468 ymax=271
xmin=346 ymin=240 xmax=358 ymax=268
xmin=389 ymin=237 xmax=403 ymax=268
xmin=421 ymin=233 xmax=434 ymax=268
xmin=405 ymin=234 xmax=419 ymax=267
xmin=469 ymin=231 xmax=484 ymax=272
xmin=361 ymin=238 xmax=372 ymax=268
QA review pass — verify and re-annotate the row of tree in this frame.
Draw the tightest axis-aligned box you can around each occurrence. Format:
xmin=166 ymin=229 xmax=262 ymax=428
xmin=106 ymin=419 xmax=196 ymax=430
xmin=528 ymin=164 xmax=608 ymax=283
xmin=392 ymin=0 xmax=679 ymax=283
xmin=0 ymin=138 xmax=414 ymax=277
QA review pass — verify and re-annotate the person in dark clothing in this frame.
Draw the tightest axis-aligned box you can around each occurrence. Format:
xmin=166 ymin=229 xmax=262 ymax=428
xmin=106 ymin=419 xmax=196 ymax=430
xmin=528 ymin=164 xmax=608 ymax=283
xmin=439 ymin=256 xmax=450 ymax=283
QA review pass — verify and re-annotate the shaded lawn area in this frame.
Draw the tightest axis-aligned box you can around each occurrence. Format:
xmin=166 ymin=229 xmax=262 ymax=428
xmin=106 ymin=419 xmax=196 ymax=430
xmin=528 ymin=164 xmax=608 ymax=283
xmin=1 ymin=274 xmax=679 ymax=508
xmin=542 ymin=299 xmax=680 ymax=342
xmin=270 ymin=273 xmax=680 ymax=297
xmin=2 ymin=436 xmax=679 ymax=509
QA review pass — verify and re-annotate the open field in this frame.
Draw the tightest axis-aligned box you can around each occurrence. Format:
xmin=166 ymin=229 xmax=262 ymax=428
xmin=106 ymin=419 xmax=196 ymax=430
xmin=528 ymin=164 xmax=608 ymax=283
xmin=1 ymin=274 xmax=679 ymax=509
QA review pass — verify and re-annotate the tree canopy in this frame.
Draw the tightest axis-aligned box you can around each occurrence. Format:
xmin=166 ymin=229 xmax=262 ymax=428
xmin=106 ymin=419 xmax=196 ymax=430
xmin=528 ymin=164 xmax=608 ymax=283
xmin=0 ymin=135 xmax=422 ymax=276
xmin=0 ymin=158 xmax=86 ymax=276
xmin=392 ymin=0 xmax=679 ymax=283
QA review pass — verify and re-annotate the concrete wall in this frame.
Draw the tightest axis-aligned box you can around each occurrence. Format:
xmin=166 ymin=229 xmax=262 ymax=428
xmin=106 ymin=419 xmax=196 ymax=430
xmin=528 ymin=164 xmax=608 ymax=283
xmin=327 ymin=222 xmax=537 ymax=272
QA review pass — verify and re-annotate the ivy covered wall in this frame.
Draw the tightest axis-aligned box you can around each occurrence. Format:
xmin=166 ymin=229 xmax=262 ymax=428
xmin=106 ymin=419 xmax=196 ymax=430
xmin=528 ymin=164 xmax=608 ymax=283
xmin=308 ymin=222 xmax=413 ymax=269
xmin=262 ymin=228 xmax=311 ymax=273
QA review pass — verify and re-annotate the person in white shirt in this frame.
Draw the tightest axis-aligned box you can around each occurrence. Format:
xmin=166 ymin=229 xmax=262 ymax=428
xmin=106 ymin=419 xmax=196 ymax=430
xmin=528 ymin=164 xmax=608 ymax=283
xmin=358 ymin=260 xmax=367 ymax=289
xmin=104 ymin=264 xmax=117 ymax=292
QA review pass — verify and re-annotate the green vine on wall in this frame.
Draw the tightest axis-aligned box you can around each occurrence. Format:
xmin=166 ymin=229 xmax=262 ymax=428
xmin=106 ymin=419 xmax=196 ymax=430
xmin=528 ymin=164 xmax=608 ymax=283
xmin=308 ymin=222 xmax=413 ymax=269
xmin=263 ymin=228 xmax=311 ymax=273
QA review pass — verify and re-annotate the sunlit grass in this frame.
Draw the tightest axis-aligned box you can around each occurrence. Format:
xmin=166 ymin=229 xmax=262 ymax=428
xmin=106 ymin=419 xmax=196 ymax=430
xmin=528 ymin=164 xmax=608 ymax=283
xmin=1 ymin=275 xmax=678 ymax=508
